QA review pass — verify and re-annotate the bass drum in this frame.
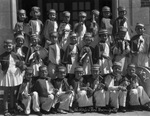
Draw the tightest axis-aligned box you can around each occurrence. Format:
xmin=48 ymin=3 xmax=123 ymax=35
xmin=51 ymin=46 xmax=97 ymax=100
xmin=136 ymin=66 xmax=150 ymax=97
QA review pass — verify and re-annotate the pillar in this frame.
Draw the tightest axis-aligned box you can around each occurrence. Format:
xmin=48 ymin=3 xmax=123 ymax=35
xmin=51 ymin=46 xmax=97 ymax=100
xmin=112 ymin=0 xmax=118 ymax=21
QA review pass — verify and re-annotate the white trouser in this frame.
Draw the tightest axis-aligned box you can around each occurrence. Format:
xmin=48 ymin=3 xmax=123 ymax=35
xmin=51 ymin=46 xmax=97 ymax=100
xmin=22 ymin=91 xmax=40 ymax=114
xmin=110 ymin=90 xmax=127 ymax=108
xmin=129 ymin=86 xmax=150 ymax=106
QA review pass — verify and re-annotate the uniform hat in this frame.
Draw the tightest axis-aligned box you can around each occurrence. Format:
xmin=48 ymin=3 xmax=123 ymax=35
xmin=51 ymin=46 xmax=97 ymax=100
xmin=4 ymin=39 xmax=13 ymax=44
xmin=39 ymin=65 xmax=47 ymax=71
xmin=92 ymin=9 xmax=100 ymax=16
xmin=119 ymin=26 xmax=128 ymax=32
xmin=136 ymin=23 xmax=144 ymax=28
xmin=128 ymin=64 xmax=136 ymax=68
xmin=92 ymin=64 xmax=100 ymax=70
xmin=57 ymin=66 xmax=66 ymax=72
xmin=75 ymin=66 xmax=84 ymax=72
xmin=15 ymin=34 xmax=24 ymax=40
xmin=50 ymin=32 xmax=58 ymax=37
xmin=48 ymin=9 xmax=56 ymax=14
xmin=79 ymin=11 xmax=87 ymax=17
xmin=30 ymin=34 xmax=39 ymax=40
xmin=31 ymin=6 xmax=40 ymax=12
xmin=102 ymin=6 xmax=111 ymax=12
xmin=99 ymin=29 xmax=108 ymax=35
xmin=63 ymin=11 xmax=70 ymax=17
xmin=113 ymin=62 xmax=122 ymax=68
xmin=70 ymin=32 xmax=77 ymax=37
xmin=18 ymin=9 xmax=26 ymax=14
xmin=25 ymin=67 xmax=33 ymax=74
xmin=84 ymin=32 xmax=92 ymax=37
xmin=118 ymin=6 xmax=126 ymax=12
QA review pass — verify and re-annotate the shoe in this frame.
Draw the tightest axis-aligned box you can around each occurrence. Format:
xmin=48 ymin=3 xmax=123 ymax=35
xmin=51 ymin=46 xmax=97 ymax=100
xmin=4 ymin=112 xmax=11 ymax=116
xmin=111 ymin=108 xmax=118 ymax=113
xmin=50 ymin=108 xmax=57 ymax=114
xmin=68 ymin=108 xmax=74 ymax=113
xmin=57 ymin=109 xmax=67 ymax=114
xmin=119 ymin=106 xmax=126 ymax=113
xmin=35 ymin=111 xmax=43 ymax=116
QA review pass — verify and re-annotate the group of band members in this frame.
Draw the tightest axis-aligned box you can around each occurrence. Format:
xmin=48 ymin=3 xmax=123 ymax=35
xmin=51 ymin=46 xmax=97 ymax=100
xmin=0 ymin=5 xmax=150 ymax=116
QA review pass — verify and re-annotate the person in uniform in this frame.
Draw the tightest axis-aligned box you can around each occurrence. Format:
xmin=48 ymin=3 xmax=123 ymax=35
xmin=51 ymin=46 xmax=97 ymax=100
xmin=43 ymin=9 xmax=58 ymax=47
xmin=62 ymin=32 xmax=79 ymax=81
xmin=51 ymin=66 xmax=74 ymax=114
xmin=58 ymin=11 xmax=71 ymax=51
xmin=112 ymin=6 xmax=130 ymax=41
xmin=17 ymin=67 xmax=40 ymax=115
xmin=29 ymin=6 xmax=43 ymax=45
xmin=130 ymin=23 xmax=150 ymax=67
xmin=0 ymin=39 xmax=26 ymax=116
xmin=112 ymin=26 xmax=130 ymax=74
xmin=79 ymin=32 xmax=94 ymax=76
xmin=94 ymin=29 xmax=112 ymax=75
xmin=105 ymin=62 xmax=128 ymax=113
xmin=125 ymin=64 xmax=150 ymax=111
xmin=73 ymin=11 xmax=87 ymax=50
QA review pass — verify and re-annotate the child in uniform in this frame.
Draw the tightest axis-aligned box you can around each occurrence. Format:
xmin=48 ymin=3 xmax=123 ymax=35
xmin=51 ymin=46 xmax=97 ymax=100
xmin=43 ymin=9 xmax=58 ymax=47
xmin=112 ymin=6 xmax=130 ymax=41
xmin=0 ymin=39 xmax=25 ymax=116
xmin=79 ymin=33 xmax=94 ymax=76
xmin=73 ymin=11 xmax=87 ymax=50
xmin=51 ymin=66 xmax=74 ymax=114
xmin=17 ymin=67 xmax=40 ymax=115
xmin=62 ymin=32 xmax=79 ymax=81
xmin=58 ymin=11 xmax=71 ymax=51
xmin=94 ymin=29 xmax=112 ymax=75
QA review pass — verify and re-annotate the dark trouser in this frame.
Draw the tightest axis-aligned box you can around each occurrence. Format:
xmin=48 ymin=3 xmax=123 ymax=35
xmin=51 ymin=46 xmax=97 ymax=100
xmin=3 ymin=86 xmax=18 ymax=112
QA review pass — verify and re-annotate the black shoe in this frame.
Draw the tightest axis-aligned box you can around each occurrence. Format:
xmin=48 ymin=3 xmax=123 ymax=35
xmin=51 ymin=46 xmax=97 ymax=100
xmin=111 ymin=108 xmax=118 ymax=113
xmin=119 ymin=106 xmax=126 ymax=113
xmin=68 ymin=108 xmax=74 ymax=113
xmin=57 ymin=109 xmax=67 ymax=114
xmin=35 ymin=111 xmax=43 ymax=116
xmin=50 ymin=108 xmax=57 ymax=114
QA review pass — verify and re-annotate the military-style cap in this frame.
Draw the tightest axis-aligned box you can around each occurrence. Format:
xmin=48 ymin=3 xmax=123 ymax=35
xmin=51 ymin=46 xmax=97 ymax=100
xmin=31 ymin=6 xmax=40 ymax=12
xmin=92 ymin=9 xmax=100 ymax=16
xmin=30 ymin=34 xmax=39 ymax=40
xmin=57 ymin=66 xmax=66 ymax=72
xmin=4 ymin=39 xmax=13 ymax=44
xmin=102 ymin=6 xmax=111 ymax=12
xmin=136 ymin=23 xmax=144 ymax=28
xmin=75 ymin=66 xmax=84 ymax=72
xmin=25 ymin=67 xmax=33 ymax=74
xmin=128 ymin=64 xmax=136 ymax=68
xmin=50 ymin=32 xmax=58 ymax=37
xmin=92 ymin=64 xmax=100 ymax=70
xmin=48 ymin=9 xmax=56 ymax=14
xmin=15 ymin=34 xmax=24 ymax=40
xmin=63 ymin=11 xmax=70 ymax=17
xmin=99 ymin=29 xmax=108 ymax=35
xmin=84 ymin=32 xmax=92 ymax=37
xmin=118 ymin=6 xmax=126 ymax=12
xmin=113 ymin=62 xmax=122 ymax=68
xmin=18 ymin=9 xmax=26 ymax=14
xmin=79 ymin=11 xmax=87 ymax=17
xmin=39 ymin=65 xmax=47 ymax=71
xmin=70 ymin=32 xmax=77 ymax=37
xmin=119 ymin=26 xmax=128 ymax=32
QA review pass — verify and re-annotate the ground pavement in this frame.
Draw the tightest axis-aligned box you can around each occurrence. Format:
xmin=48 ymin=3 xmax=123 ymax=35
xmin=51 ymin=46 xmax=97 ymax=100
xmin=0 ymin=111 xmax=150 ymax=116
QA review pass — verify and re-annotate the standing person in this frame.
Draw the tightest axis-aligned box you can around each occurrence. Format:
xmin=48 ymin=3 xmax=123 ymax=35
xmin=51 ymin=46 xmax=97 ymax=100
xmin=79 ymin=33 xmax=94 ymax=76
xmin=100 ymin=6 xmax=113 ymax=45
xmin=112 ymin=26 xmax=130 ymax=74
xmin=14 ymin=9 xmax=30 ymax=47
xmin=32 ymin=65 xmax=55 ymax=114
xmin=105 ymin=62 xmax=128 ymax=113
xmin=48 ymin=32 xmax=62 ymax=79
xmin=89 ymin=9 xmax=100 ymax=48
xmin=58 ymin=11 xmax=71 ymax=51
xmin=62 ymin=32 xmax=79 ymax=81
xmin=0 ymin=39 xmax=25 ymax=116
xmin=29 ymin=6 xmax=43 ymax=45
xmin=17 ymin=67 xmax=41 ymax=115
xmin=130 ymin=23 xmax=150 ymax=67
xmin=14 ymin=34 xmax=28 ymax=61
xmin=73 ymin=11 xmax=87 ymax=50
xmin=52 ymin=66 xmax=74 ymax=114
xmin=94 ymin=29 xmax=112 ymax=75
xmin=112 ymin=6 xmax=130 ymax=41
xmin=125 ymin=64 xmax=150 ymax=111
xmin=43 ymin=9 xmax=58 ymax=47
